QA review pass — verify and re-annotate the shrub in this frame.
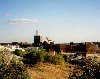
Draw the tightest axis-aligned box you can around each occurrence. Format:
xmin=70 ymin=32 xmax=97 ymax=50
xmin=23 ymin=50 xmax=65 ymax=65
xmin=69 ymin=56 xmax=100 ymax=79
xmin=0 ymin=50 xmax=30 ymax=79
xmin=23 ymin=50 xmax=46 ymax=64
xmin=13 ymin=49 xmax=27 ymax=57
xmin=0 ymin=62 xmax=30 ymax=79
xmin=44 ymin=54 xmax=53 ymax=63
xmin=51 ymin=54 xmax=64 ymax=65
xmin=44 ymin=54 xmax=64 ymax=65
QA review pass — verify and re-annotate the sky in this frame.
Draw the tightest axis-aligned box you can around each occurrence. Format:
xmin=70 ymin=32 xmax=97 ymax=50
xmin=0 ymin=0 xmax=100 ymax=43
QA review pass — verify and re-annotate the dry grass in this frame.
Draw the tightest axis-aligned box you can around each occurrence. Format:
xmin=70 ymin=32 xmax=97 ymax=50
xmin=27 ymin=63 xmax=79 ymax=79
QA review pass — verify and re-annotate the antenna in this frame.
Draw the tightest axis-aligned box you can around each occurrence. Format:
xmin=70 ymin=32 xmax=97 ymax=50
xmin=36 ymin=30 xmax=38 ymax=35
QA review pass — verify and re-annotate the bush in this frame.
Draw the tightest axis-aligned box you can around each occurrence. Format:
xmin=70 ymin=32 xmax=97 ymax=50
xmin=44 ymin=54 xmax=53 ymax=63
xmin=23 ymin=50 xmax=65 ymax=65
xmin=44 ymin=54 xmax=64 ymax=65
xmin=69 ymin=56 xmax=100 ymax=79
xmin=13 ymin=49 xmax=27 ymax=57
xmin=23 ymin=50 xmax=46 ymax=64
xmin=0 ymin=50 xmax=30 ymax=79
xmin=0 ymin=62 xmax=30 ymax=79
xmin=51 ymin=54 xmax=64 ymax=65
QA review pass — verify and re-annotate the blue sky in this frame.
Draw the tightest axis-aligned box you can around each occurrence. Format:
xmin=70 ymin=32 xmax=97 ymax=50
xmin=0 ymin=0 xmax=100 ymax=43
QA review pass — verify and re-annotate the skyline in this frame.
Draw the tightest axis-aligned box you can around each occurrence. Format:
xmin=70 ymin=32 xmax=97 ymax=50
xmin=0 ymin=0 xmax=100 ymax=43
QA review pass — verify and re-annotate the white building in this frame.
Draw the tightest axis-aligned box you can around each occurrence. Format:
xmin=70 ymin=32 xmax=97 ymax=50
xmin=0 ymin=45 xmax=25 ymax=51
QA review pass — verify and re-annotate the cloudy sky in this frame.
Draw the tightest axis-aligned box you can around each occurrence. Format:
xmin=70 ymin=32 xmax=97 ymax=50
xmin=0 ymin=0 xmax=100 ymax=43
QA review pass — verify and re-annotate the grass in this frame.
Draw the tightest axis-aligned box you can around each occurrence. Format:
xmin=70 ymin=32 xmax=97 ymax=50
xmin=27 ymin=62 xmax=82 ymax=79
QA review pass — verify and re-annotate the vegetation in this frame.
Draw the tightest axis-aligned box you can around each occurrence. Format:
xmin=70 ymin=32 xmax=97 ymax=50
xmin=27 ymin=62 xmax=77 ymax=79
xmin=13 ymin=49 xmax=27 ymax=57
xmin=0 ymin=62 xmax=30 ymax=79
xmin=22 ymin=50 xmax=64 ymax=65
xmin=69 ymin=55 xmax=100 ymax=79
xmin=23 ymin=50 xmax=46 ymax=64
xmin=1 ymin=48 xmax=100 ymax=79
xmin=14 ymin=49 xmax=100 ymax=79
xmin=0 ymin=50 xmax=30 ymax=79
xmin=44 ymin=54 xmax=64 ymax=65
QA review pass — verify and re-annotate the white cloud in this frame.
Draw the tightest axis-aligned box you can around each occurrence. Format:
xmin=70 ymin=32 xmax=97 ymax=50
xmin=5 ymin=13 xmax=11 ymax=16
xmin=6 ymin=18 xmax=38 ymax=25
